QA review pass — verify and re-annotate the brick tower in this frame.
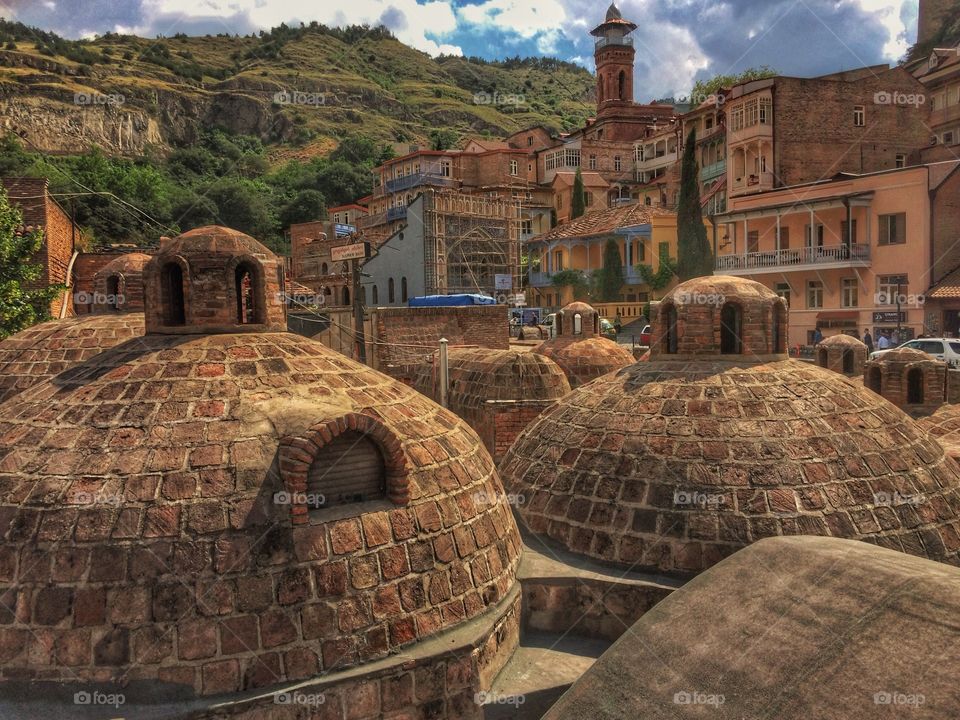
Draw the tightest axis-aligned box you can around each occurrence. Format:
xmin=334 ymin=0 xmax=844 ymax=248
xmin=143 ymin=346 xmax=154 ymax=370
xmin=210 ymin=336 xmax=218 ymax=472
xmin=591 ymin=1 xmax=637 ymax=107
xmin=918 ymin=0 xmax=953 ymax=46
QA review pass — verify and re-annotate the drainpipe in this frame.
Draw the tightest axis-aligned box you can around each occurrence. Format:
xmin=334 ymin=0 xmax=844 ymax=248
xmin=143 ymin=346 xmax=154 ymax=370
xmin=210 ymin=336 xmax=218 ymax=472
xmin=59 ymin=250 xmax=79 ymax=319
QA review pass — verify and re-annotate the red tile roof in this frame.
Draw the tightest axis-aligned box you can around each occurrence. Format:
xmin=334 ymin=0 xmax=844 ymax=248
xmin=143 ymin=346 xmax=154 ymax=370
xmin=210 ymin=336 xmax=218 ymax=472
xmin=929 ymin=265 xmax=960 ymax=299
xmin=534 ymin=203 xmax=673 ymax=242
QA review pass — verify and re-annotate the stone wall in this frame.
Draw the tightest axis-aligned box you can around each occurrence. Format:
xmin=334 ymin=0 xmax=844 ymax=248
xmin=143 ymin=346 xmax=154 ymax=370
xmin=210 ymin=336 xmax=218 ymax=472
xmin=73 ymin=253 xmax=128 ymax=314
xmin=931 ymin=167 xmax=960 ymax=286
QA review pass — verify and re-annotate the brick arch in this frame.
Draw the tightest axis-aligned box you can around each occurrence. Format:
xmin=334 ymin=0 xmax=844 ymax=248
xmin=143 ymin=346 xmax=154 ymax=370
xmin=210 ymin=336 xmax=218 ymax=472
xmin=279 ymin=412 xmax=409 ymax=525
xmin=225 ymin=253 xmax=267 ymax=325
xmin=144 ymin=254 xmax=191 ymax=329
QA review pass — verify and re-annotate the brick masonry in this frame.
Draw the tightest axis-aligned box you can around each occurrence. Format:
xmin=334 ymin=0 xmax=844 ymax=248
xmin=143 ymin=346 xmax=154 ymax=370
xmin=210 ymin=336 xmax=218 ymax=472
xmin=863 ymin=347 xmax=948 ymax=414
xmin=816 ymin=335 xmax=868 ymax=377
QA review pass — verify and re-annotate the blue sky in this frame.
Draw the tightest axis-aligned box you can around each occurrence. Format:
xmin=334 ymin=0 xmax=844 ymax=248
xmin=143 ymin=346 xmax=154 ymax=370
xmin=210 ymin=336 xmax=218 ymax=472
xmin=2 ymin=0 xmax=921 ymax=100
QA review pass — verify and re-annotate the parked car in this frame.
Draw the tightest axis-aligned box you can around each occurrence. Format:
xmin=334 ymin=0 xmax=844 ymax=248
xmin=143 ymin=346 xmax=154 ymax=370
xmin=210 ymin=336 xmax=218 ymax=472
xmin=639 ymin=324 xmax=652 ymax=346
xmin=599 ymin=318 xmax=617 ymax=341
xmin=869 ymin=338 xmax=960 ymax=368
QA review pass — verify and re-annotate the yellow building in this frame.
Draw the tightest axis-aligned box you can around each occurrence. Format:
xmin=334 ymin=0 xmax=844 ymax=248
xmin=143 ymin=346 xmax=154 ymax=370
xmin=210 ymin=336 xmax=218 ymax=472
xmin=526 ymin=203 xmax=682 ymax=308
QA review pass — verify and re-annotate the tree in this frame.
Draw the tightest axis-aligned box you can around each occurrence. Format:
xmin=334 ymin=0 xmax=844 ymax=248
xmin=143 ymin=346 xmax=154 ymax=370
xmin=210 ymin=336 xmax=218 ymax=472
xmin=280 ymin=189 xmax=327 ymax=228
xmin=571 ymin=168 xmax=586 ymax=219
xmin=691 ymin=66 xmax=777 ymax=101
xmin=675 ymin=127 xmax=713 ymax=281
xmin=550 ymin=269 xmax=590 ymax=301
xmin=0 ymin=188 xmax=64 ymax=339
xmin=429 ymin=129 xmax=459 ymax=151
xmin=635 ymin=243 xmax=677 ymax=293
xmin=594 ymin=238 xmax=624 ymax=301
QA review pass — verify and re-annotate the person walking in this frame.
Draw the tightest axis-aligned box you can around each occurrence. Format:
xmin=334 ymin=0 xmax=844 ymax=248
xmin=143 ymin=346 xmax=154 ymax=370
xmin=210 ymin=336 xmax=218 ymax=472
xmin=877 ymin=332 xmax=891 ymax=350
xmin=813 ymin=327 xmax=823 ymax=344
xmin=614 ymin=313 xmax=623 ymax=336
xmin=863 ymin=330 xmax=874 ymax=354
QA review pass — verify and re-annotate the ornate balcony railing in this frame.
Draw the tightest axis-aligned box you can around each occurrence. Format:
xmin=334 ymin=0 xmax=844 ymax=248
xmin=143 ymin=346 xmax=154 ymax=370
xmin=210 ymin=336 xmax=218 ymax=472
xmin=716 ymin=243 xmax=871 ymax=272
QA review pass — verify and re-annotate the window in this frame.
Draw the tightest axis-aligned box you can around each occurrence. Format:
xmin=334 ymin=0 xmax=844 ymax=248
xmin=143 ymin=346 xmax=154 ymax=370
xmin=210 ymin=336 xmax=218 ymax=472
xmin=341 ymin=286 xmax=350 ymax=306
xmin=759 ymin=98 xmax=771 ymax=124
xmin=307 ymin=431 xmax=386 ymax=508
xmin=842 ymin=350 xmax=855 ymax=374
xmin=573 ymin=313 xmax=583 ymax=335
xmin=589 ymin=155 xmax=597 ymax=170
xmin=105 ymin=275 xmax=120 ymax=312
xmin=527 ymin=137 xmax=533 ymax=146
xmin=877 ymin=275 xmax=907 ymax=305
xmin=440 ymin=160 xmax=451 ymax=177
xmin=720 ymin=303 xmax=743 ymax=354
xmin=906 ymin=368 xmax=924 ymax=405
xmin=747 ymin=231 xmax=759 ymax=254
xmin=807 ymin=280 xmax=824 ymax=309
xmin=521 ymin=220 xmax=532 ymax=235
xmin=510 ymin=160 xmax=519 ymax=176
xmin=662 ymin=303 xmax=678 ymax=354
xmin=372 ymin=285 xmax=379 ymax=304
xmin=841 ymin=220 xmax=857 ymax=244
xmin=553 ymin=251 xmax=564 ymax=271
xmin=730 ymin=104 xmax=745 ymax=131
xmin=854 ymin=105 xmax=865 ymax=126
xmin=878 ymin=213 xmax=906 ymax=245
xmin=777 ymin=227 xmax=790 ymax=250
xmin=557 ymin=194 xmax=563 ymax=209
xmin=841 ymin=278 xmax=858 ymax=308
xmin=805 ymin=224 xmax=824 ymax=248
xmin=895 ymin=154 xmax=906 ymax=169
xmin=234 ymin=262 xmax=261 ymax=324
xmin=161 ymin=263 xmax=186 ymax=325
xmin=614 ymin=156 xmax=622 ymax=172
xmin=401 ymin=277 xmax=408 ymax=303
xmin=775 ymin=282 xmax=791 ymax=307
xmin=388 ymin=277 xmax=395 ymax=303
xmin=946 ymin=131 xmax=955 ymax=145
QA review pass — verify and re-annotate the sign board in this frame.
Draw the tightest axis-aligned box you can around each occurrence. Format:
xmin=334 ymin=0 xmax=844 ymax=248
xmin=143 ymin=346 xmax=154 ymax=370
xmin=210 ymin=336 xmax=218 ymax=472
xmin=334 ymin=223 xmax=356 ymax=238
xmin=331 ymin=242 xmax=369 ymax=262
xmin=494 ymin=274 xmax=512 ymax=291
xmin=513 ymin=292 xmax=526 ymax=306
xmin=873 ymin=311 xmax=906 ymax=324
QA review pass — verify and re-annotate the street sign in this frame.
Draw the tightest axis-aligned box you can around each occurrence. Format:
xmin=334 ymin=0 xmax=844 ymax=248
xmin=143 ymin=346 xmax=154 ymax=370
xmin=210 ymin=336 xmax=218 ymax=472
xmin=331 ymin=242 xmax=369 ymax=262
xmin=334 ymin=223 xmax=356 ymax=238
xmin=873 ymin=311 xmax=906 ymax=324
xmin=494 ymin=274 xmax=512 ymax=291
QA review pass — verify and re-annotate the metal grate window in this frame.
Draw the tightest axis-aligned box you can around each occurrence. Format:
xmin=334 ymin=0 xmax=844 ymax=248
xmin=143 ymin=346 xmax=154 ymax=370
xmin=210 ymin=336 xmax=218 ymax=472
xmin=307 ymin=432 xmax=386 ymax=509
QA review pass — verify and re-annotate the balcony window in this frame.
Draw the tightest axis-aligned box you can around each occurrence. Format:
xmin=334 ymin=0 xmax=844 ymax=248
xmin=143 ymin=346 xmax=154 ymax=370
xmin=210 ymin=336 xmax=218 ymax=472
xmin=807 ymin=281 xmax=824 ymax=309
xmin=731 ymin=105 xmax=745 ymax=131
xmin=878 ymin=213 xmax=906 ymax=245
xmin=877 ymin=275 xmax=908 ymax=305
xmin=805 ymin=224 xmax=825 ymax=248
xmin=841 ymin=278 xmax=859 ymax=308
xmin=759 ymin=98 xmax=771 ymax=124
xmin=854 ymin=105 xmax=865 ymax=127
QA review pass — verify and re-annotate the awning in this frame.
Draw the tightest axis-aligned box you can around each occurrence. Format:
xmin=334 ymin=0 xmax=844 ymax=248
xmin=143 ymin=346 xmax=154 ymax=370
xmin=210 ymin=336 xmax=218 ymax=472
xmin=816 ymin=311 xmax=859 ymax=320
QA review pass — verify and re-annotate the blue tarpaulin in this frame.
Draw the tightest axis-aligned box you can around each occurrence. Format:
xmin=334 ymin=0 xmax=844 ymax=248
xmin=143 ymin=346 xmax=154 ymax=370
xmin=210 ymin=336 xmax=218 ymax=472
xmin=408 ymin=294 xmax=496 ymax=307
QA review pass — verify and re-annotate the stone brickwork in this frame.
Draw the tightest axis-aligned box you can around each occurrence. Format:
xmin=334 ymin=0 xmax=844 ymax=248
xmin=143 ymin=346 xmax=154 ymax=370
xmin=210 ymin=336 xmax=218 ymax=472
xmin=91 ymin=252 xmax=151 ymax=314
xmin=919 ymin=405 xmax=960 ymax=461
xmin=863 ymin=347 xmax=947 ymax=415
xmin=73 ymin=252 xmax=142 ymax=315
xmin=816 ymin=334 xmax=868 ymax=376
xmin=501 ymin=276 xmax=960 ymax=575
xmin=0 ymin=313 xmax=144 ymax=405
xmin=413 ymin=348 xmax=571 ymax=462
xmin=0 ymin=329 xmax=522 ymax=696
xmin=372 ymin=306 xmax=509 ymax=380
xmin=143 ymin=226 xmax=286 ymax=334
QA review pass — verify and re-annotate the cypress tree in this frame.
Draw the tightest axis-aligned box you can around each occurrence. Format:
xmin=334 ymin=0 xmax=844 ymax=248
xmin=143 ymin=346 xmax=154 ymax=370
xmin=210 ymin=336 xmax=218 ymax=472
xmin=571 ymin=167 xmax=586 ymax=219
xmin=675 ymin=127 xmax=714 ymax=280
xmin=597 ymin=238 xmax=624 ymax=301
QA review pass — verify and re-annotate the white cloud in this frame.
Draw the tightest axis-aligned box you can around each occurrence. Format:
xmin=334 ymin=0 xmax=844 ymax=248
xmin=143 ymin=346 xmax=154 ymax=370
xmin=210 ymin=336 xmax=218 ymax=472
xmin=848 ymin=0 xmax=911 ymax=60
xmin=459 ymin=0 xmax=568 ymax=39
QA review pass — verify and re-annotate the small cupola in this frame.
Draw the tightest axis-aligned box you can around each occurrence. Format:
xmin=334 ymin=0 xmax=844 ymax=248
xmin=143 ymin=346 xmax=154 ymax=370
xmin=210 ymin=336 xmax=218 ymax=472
xmin=555 ymin=301 xmax=600 ymax=338
xmin=143 ymin=226 xmax=287 ymax=334
xmin=90 ymin=252 xmax=151 ymax=314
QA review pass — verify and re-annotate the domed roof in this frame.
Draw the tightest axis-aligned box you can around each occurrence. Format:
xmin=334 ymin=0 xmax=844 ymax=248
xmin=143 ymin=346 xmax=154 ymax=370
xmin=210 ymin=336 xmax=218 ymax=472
xmin=0 ymin=331 xmax=522 ymax=695
xmin=501 ymin=275 xmax=960 ymax=575
xmin=818 ymin=334 xmax=867 ymax=350
xmin=158 ymin=225 xmax=274 ymax=259
xmin=871 ymin=347 xmax=941 ymax=365
xmin=500 ymin=359 xmax=960 ymax=574
xmin=605 ymin=2 xmax=622 ymax=21
xmin=95 ymin=252 xmax=152 ymax=278
xmin=0 ymin=313 xmax=144 ymax=405
xmin=918 ymin=404 xmax=960 ymax=460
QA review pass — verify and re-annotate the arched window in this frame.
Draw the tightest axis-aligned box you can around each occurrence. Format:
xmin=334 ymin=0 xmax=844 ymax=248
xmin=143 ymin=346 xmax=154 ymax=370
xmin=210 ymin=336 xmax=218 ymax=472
xmin=842 ymin=350 xmax=855 ymax=375
xmin=234 ymin=262 xmax=259 ymax=324
xmin=818 ymin=348 xmax=828 ymax=368
xmin=307 ymin=431 xmax=386 ymax=508
xmin=773 ymin=302 xmax=787 ymax=353
xmin=321 ymin=262 xmax=328 ymax=275
xmin=106 ymin=275 xmax=121 ymax=312
xmin=867 ymin=367 xmax=882 ymax=394
xmin=388 ymin=278 xmax=395 ymax=304
xmin=372 ymin=285 xmax=379 ymax=305
xmin=573 ymin=313 xmax=583 ymax=335
xmin=161 ymin=263 xmax=186 ymax=325
xmin=618 ymin=70 xmax=626 ymax=100
xmin=720 ymin=302 xmax=743 ymax=354
xmin=342 ymin=286 xmax=350 ymax=306
xmin=401 ymin=277 xmax=408 ymax=303
xmin=662 ymin=303 xmax=678 ymax=354
xmin=907 ymin=368 xmax=924 ymax=404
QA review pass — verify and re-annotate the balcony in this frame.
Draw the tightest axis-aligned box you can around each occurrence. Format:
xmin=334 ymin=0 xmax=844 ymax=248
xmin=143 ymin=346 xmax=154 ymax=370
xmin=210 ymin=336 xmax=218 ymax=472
xmin=595 ymin=36 xmax=633 ymax=49
xmin=385 ymin=172 xmax=456 ymax=194
xmin=358 ymin=211 xmax=387 ymax=229
xmin=387 ymin=206 xmax=408 ymax=222
xmin=529 ymin=271 xmax=552 ymax=288
xmin=700 ymin=160 xmax=726 ymax=182
xmin=731 ymin=171 xmax=774 ymax=194
xmin=716 ymin=243 xmax=871 ymax=276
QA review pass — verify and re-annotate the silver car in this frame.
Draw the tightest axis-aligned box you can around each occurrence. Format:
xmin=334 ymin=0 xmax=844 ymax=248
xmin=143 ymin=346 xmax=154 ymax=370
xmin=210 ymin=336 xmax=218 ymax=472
xmin=869 ymin=338 xmax=960 ymax=368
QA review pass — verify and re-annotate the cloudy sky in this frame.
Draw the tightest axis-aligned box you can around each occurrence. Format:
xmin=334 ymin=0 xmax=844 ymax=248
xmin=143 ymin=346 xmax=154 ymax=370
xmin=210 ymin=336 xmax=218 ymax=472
xmin=2 ymin=0 xmax=921 ymax=100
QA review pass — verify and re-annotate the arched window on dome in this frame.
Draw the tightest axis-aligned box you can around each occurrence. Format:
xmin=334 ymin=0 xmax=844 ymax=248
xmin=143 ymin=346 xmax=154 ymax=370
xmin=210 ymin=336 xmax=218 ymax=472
xmin=234 ymin=261 xmax=261 ymax=324
xmin=573 ymin=313 xmax=583 ymax=335
xmin=662 ymin=302 xmax=678 ymax=354
xmin=817 ymin=348 xmax=828 ymax=368
xmin=307 ymin=431 xmax=386 ymax=508
xmin=842 ymin=350 xmax=855 ymax=375
xmin=907 ymin=368 xmax=924 ymax=404
xmin=867 ymin=366 xmax=882 ymax=394
xmin=773 ymin=302 xmax=787 ymax=354
xmin=720 ymin=302 xmax=743 ymax=354
xmin=161 ymin=262 xmax=186 ymax=325
xmin=106 ymin=275 xmax=121 ymax=312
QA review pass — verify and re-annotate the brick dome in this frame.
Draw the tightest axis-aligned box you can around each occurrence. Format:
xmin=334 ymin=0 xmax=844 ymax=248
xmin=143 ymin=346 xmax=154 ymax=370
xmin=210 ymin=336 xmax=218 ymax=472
xmin=918 ymin=405 xmax=960 ymax=460
xmin=143 ymin=226 xmax=286 ymax=335
xmin=91 ymin=252 xmax=151 ymax=314
xmin=535 ymin=302 xmax=634 ymax=388
xmin=501 ymin=276 xmax=960 ymax=575
xmin=816 ymin=334 xmax=868 ymax=376
xmin=0 ymin=313 xmax=144 ymax=405
xmin=863 ymin=347 xmax=946 ymax=414
xmin=819 ymin=334 xmax=867 ymax=350
xmin=0 ymin=332 xmax=522 ymax=695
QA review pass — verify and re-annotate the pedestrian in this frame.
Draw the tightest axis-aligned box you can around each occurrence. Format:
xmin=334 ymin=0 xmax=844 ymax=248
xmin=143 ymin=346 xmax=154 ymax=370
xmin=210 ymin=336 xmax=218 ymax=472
xmin=614 ymin=313 xmax=623 ymax=336
xmin=813 ymin=327 xmax=823 ymax=344
xmin=863 ymin=330 xmax=874 ymax=353
xmin=891 ymin=329 xmax=900 ymax=346
xmin=877 ymin=332 xmax=891 ymax=350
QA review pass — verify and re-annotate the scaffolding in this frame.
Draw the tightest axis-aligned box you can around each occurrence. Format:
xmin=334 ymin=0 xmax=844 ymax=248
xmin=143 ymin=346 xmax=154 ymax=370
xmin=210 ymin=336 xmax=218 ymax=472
xmin=423 ymin=190 xmax=522 ymax=296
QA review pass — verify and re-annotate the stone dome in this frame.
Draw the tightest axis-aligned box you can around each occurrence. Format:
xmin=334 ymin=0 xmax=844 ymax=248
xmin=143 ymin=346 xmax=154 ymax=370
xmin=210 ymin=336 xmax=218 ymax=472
xmin=918 ymin=404 xmax=960 ymax=460
xmin=0 ymin=228 xmax=522 ymax=697
xmin=863 ymin=347 xmax=946 ymax=414
xmin=0 ymin=313 xmax=144 ymax=405
xmin=501 ymin=276 xmax=960 ymax=575
xmin=816 ymin=334 xmax=868 ymax=376
xmin=819 ymin=334 xmax=867 ymax=350
xmin=535 ymin=302 xmax=634 ymax=388
xmin=91 ymin=252 xmax=152 ymax=314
